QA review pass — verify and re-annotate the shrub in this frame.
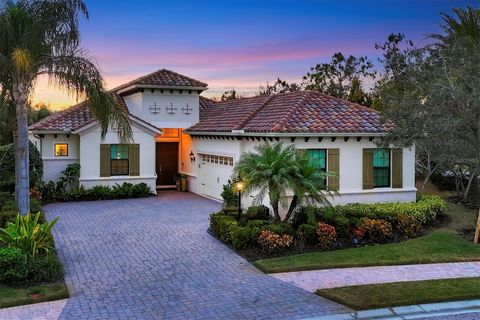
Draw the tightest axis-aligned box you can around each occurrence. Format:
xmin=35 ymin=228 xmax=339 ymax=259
xmin=245 ymin=219 xmax=270 ymax=228
xmin=0 ymin=210 xmax=17 ymax=228
xmin=209 ymin=213 xmax=235 ymax=237
xmin=0 ymin=142 xmax=43 ymax=193
xmin=0 ymin=191 xmax=12 ymax=209
xmin=394 ymin=214 xmax=422 ymax=238
xmin=2 ymin=200 xmax=17 ymax=211
xmin=257 ymin=229 xmax=293 ymax=253
xmin=30 ymin=198 xmax=42 ymax=213
xmin=297 ymin=224 xmax=317 ymax=244
xmin=0 ymin=247 xmax=27 ymax=283
xmin=316 ymin=222 xmax=337 ymax=249
xmin=359 ymin=218 xmax=392 ymax=243
xmin=220 ymin=180 xmax=239 ymax=207
xmin=27 ymin=254 xmax=64 ymax=283
xmin=218 ymin=219 xmax=238 ymax=242
xmin=231 ymin=226 xmax=261 ymax=250
xmin=0 ymin=212 xmax=58 ymax=259
xmin=221 ymin=207 xmax=239 ymax=216
xmin=264 ymin=223 xmax=294 ymax=236
xmin=245 ymin=205 xmax=270 ymax=221
xmin=60 ymin=163 xmax=81 ymax=191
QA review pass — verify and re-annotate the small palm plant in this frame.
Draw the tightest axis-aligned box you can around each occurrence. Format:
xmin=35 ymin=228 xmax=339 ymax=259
xmin=234 ymin=142 xmax=331 ymax=222
xmin=0 ymin=212 xmax=59 ymax=259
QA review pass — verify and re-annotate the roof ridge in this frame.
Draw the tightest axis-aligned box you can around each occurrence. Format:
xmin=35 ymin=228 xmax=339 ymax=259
xmin=307 ymin=90 xmax=380 ymax=114
xmin=233 ymin=95 xmax=276 ymax=131
xmin=271 ymin=91 xmax=313 ymax=132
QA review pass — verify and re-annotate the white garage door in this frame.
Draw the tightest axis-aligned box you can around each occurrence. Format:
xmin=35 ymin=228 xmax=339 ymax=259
xmin=198 ymin=154 xmax=234 ymax=200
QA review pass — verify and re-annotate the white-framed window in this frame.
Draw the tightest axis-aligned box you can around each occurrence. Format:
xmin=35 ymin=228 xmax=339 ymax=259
xmin=200 ymin=154 xmax=234 ymax=166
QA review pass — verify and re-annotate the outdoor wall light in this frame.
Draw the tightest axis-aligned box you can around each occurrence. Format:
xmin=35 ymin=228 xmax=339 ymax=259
xmin=189 ymin=151 xmax=196 ymax=162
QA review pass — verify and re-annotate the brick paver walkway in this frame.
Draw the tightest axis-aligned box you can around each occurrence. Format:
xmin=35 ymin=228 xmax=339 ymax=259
xmin=42 ymin=191 xmax=347 ymax=320
xmin=0 ymin=299 xmax=68 ymax=320
xmin=272 ymin=262 xmax=480 ymax=292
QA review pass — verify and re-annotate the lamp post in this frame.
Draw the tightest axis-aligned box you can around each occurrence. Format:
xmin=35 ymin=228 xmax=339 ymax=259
xmin=236 ymin=178 xmax=244 ymax=219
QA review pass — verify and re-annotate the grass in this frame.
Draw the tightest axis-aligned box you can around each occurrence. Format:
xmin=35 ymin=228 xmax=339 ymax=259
xmin=0 ymin=283 xmax=69 ymax=309
xmin=316 ymin=277 xmax=480 ymax=310
xmin=254 ymin=230 xmax=480 ymax=273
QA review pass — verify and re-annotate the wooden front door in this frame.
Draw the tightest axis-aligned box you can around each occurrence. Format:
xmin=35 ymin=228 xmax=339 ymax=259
xmin=156 ymin=142 xmax=178 ymax=185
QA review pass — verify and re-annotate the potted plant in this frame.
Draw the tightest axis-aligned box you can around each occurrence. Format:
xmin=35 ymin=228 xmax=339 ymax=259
xmin=180 ymin=174 xmax=188 ymax=192
xmin=173 ymin=173 xmax=182 ymax=191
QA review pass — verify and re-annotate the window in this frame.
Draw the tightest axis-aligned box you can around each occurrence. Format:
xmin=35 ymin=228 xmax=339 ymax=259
xmin=110 ymin=144 xmax=129 ymax=175
xmin=306 ymin=149 xmax=327 ymax=188
xmin=54 ymin=143 xmax=68 ymax=156
xmin=200 ymin=154 xmax=233 ymax=166
xmin=373 ymin=148 xmax=390 ymax=187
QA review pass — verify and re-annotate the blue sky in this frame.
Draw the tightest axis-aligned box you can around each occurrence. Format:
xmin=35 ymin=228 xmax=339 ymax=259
xmin=32 ymin=0 xmax=478 ymax=108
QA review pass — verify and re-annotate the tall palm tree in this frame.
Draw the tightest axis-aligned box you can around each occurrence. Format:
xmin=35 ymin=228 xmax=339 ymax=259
xmin=234 ymin=142 xmax=330 ymax=222
xmin=0 ymin=0 xmax=131 ymax=214
xmin=432 ymin=6 xmax=480 ymax=48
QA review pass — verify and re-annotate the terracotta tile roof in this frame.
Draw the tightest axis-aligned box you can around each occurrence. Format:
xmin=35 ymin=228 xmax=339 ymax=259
xmin=29 ymin=101 xmax=93 ymax=131
xmin=190 ymin=91 xmax=387 ymax=134
xmin=119 ymin=69 xmax=207 ymax=89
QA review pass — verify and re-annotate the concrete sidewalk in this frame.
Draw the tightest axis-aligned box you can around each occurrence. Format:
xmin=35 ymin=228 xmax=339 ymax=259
xmin=272 ymin=262 xmax=480 ymax=292
xmin=305 ymin=299 xmax=480 ymax=320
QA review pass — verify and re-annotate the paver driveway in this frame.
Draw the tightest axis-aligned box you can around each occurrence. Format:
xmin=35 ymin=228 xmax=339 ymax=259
xmin=45 ymin=191 xmax=347 ymax=320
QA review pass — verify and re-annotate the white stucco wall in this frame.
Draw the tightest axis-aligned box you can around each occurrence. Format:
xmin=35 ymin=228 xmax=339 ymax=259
xmin=123 ymin=90 xmax=200 ymax=129
xmin=187 ymin=135 xmax=417 ymax=208
xmin=78 ymin=123 xmax=157 ymax=192
xmin=29 ymin=133 xmax=80 ymax=182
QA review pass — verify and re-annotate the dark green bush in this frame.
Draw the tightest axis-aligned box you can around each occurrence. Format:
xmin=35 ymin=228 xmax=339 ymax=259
xmin=264 ymin=223 xmax=294 ymax=236
xmin=30 ymin=198 xmax=42 ymax=213
xmin=0 ymin=191 xmax=12 ymax=209
xmin=27 ymin=254 xmax=64 ymax=283
xmin=0 ymin=142 xmax=43 ymax=193
xmin=220 ymin=180 xmax=239 ymax=207
xmin=297 ymin=224 xmax=317 ymax=244
xmin=246 ymin=219 xmax=270 ymax=228
xmin=0 ymin=210 xmax=17 ymax=228
xmin=221 ymin=207 xmax=239 ymax=215
xmin=0 ymin=247 xmax=27 ymax=283
xmin=2 ymin=200 xmax=17 ymax=211
xmin=245 ymin=205 xmax=270 ymax=221
xmin=231 ymin=226 xmax=261 ymax=250
xmin=210 ymin=213 xmax=236 ymax=237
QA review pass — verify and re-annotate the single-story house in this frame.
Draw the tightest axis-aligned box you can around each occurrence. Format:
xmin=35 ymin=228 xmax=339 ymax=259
xmin=29 ymin=69 xmax=416 ymax=208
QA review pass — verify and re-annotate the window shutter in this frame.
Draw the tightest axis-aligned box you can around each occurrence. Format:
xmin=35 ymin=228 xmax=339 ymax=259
xmin=129 ymin=144 xmax=140 ymax=176
xmin=392 ymin=148 xmax=403 ymax=188
xmin=327 ymin=148 xmax=340 ymax=191
xmin=363 ymin=149 xmax=374 ymax=189
xmin=100 ymin=144 xmax=110 ymax=177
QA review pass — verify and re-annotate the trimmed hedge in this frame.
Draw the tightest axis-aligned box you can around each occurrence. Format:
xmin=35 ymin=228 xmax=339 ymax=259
xmin=0 ymin=247 xmax=28 ymax=283
xmin=42 ymin=182 xmax=153 ymax=203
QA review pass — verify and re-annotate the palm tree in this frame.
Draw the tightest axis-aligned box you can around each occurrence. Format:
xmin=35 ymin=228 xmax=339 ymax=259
xmin=284 ymin=152 xmax=334 ymax=222
xmin=432 ymin=6 xmax=480 ymax=48
xmin=234 ymin=142 xmax=330 ymax=222
xmin=0 ymin=0 xmax=131 ymax=214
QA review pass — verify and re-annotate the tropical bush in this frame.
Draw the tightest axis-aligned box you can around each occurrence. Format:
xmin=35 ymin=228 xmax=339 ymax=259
xmin=0 ymin=212 xmax=58 ymax=259
xmin=0 ymin=142 xmax=43 ymax=193
xmin=316 ymin=222 xmax=337 ymax=249
xmin=358 ymin=218 xmax=392 ymax=244
xmin=27 ymin=254 xmax=64 ymax=283
xmin=0 ymin=247 xmax=28 ymax=283
xmin=257 ymin=229 xmax=293 ymax=253
xmin=220 ymin=179 xmax=239 ymax=207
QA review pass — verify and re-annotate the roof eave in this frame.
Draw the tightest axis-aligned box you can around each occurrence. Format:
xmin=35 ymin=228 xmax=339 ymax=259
xmin=117 ymin=84 xmax=208 ymax=95
xmin=184 ymin=130 xmax=386 ymax=137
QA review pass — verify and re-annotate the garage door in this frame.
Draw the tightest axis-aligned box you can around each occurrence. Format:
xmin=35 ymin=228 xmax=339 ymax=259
xmin=198 ymin=154 xmax=234 ymax=200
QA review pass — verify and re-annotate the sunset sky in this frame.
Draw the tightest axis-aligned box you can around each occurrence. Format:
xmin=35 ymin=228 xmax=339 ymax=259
xmin=31 ymin=0 xmax=478 ymax=110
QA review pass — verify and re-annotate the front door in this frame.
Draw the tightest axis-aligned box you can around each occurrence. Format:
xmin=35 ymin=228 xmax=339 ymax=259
xmin=156 ymin=142 xmax=178 ymax=186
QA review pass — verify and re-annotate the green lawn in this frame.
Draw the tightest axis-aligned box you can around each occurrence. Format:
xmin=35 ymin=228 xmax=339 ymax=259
xmin=0 ymin=283 xmax=69 ymax=309
xmin=254 ymin=230 xmax=480 ymax=273
xmin=316 ymin=277 xmax=480 ymax=310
